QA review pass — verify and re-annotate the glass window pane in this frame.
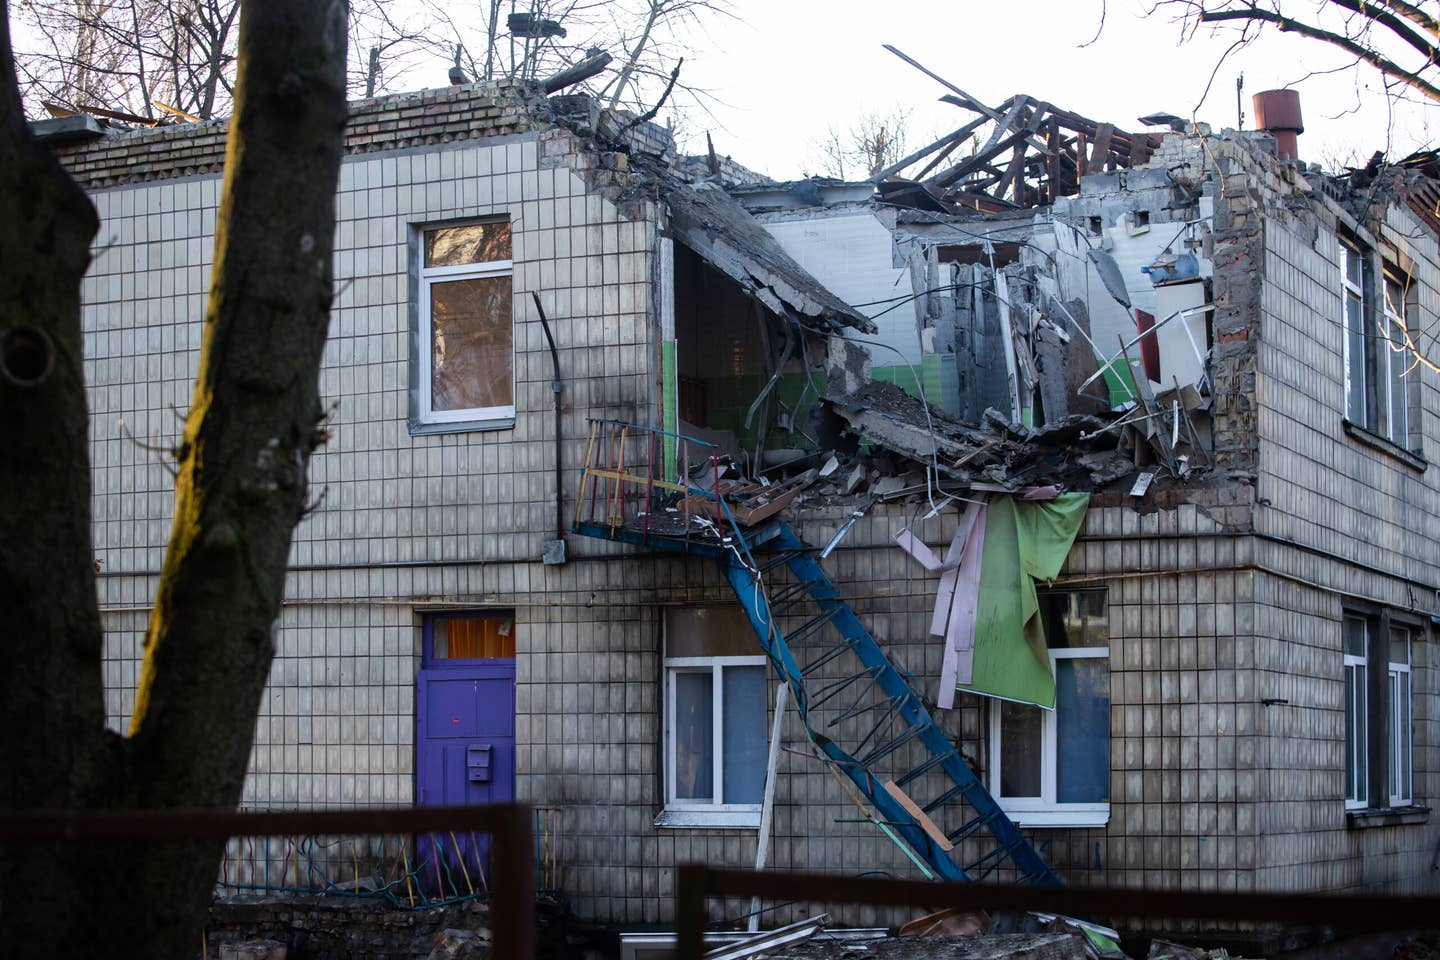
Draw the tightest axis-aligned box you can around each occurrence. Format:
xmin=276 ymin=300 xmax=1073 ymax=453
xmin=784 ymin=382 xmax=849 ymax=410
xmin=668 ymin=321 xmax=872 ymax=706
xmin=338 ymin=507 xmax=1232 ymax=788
xmin=1390 ymin=671 xmax=1401 ymax=800
xmin=999 ymin=702 xmax=1043 ymax=797
xmin=1346 ymin=290 xmax=1367 ymax=424
xmin=674 ymin=672 xmax=713 ymax=800
xmin=1390 ymin=668 xmax=1412 ymax=803
xmin=431 ymin=275 xmax=513 ymax=412
xmin=1402 ymin=674 xmax=1412 ymax=800
xmin=722 ymin=666 xmax=767 ymax=804
xmin=1346 ymin=663 xmax=1367 ymax=803
xmin=1056 ymin=658 xmax=1111 ymax=803
xmin=666 ymin=606 xmax=756 ymax=659
xmin=433 ymin=616 xmax=516 ymax=659
xmin=1384 ymin=285 xmax=1408 ymax=442
xmin=1039 ymin=591 xmax=1107 ymax=649
xmin=1390 ymin=628 xmax=1410 ymax=666
xmin=1343 ymin=617 xmax=1367 ymax=658
xmin=1345 ymin=243 xmax=1363 ymax=287
xmin=425 ymin=222 xmax=511 ymax=266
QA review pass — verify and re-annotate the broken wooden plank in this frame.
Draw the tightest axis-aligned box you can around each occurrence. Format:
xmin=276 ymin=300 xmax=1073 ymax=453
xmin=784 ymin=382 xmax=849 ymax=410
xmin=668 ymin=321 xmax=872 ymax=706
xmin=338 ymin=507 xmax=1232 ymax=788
xmin=977 ymin=95 xmax=1030 ymax=155
xmin=883 ymin=780 xmax=955 ymax=851
xmin=870 ymin=108 xmax=1002 ymax=183
xmin=1089 ymin=122 xmax=1115 ymax=173
xmin=930 ymin=130 xmax=1032 ymax=191
xmin=883 ymin=44 xmax=1049 ymax=152
xmin=995 ymin=102 xmax=1050 ymax=201
xmin=914 ymin=138 xmax=969 ymax=182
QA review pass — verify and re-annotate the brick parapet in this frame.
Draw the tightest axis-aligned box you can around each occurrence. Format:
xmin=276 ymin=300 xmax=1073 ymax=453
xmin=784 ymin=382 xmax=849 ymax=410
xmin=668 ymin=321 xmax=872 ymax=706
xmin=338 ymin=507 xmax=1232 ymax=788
xmin=50 ymin=81 xmax=551 ymax=190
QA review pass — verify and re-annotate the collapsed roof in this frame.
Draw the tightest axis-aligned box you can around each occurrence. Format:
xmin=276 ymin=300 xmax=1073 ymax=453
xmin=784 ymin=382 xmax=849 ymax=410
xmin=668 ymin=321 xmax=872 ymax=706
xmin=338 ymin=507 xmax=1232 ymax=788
xmin=657 ymin=169 xmax=876 ymax=333
xmin=871 ymin=46 xmax=1166 ymax=214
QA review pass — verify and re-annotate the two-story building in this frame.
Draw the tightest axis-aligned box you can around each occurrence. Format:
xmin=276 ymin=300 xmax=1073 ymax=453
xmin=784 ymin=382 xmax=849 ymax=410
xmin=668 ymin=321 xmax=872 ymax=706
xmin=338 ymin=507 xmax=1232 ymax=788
xmin=41 ymin=77 xmax=1440 ymax=932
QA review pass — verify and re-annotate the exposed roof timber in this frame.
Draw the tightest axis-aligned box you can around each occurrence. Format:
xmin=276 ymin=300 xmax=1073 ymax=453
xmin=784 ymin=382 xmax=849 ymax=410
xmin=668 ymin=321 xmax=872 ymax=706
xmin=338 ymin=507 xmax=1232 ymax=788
xmin=871 ymin=58 xmax=1163 ymax=210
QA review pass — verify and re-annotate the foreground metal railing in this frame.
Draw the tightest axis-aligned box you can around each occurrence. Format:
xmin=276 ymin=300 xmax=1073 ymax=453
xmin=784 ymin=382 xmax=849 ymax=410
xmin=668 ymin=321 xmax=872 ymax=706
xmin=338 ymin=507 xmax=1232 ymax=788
xmin=0 ymin=804 xmax=535 ymax=957
xmin=674 ymin=864 xmax=1440 ymax=960
xmin=217 ymin=806 xmax=565 ymax=909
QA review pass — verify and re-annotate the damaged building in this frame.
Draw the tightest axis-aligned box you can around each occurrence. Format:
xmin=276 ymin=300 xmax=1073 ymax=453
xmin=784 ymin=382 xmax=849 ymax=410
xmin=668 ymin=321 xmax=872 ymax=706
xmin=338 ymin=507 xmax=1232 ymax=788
xmin=41 ymin=61 xmax=1440 ymax=942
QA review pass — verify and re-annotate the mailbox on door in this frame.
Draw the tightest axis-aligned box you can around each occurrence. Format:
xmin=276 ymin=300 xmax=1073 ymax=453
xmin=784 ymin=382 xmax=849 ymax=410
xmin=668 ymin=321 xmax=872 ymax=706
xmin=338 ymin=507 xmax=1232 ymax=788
xmin=467 ymin=743 xmax=493 ymax=783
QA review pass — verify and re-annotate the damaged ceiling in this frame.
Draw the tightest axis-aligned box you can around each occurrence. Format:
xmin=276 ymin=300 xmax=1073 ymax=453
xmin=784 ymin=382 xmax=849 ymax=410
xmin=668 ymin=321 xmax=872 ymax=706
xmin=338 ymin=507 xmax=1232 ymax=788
xmin=657 ymin=169 xmax=877 ymax=334
xmin=821 ymin=381 xmax=1134 ymax=495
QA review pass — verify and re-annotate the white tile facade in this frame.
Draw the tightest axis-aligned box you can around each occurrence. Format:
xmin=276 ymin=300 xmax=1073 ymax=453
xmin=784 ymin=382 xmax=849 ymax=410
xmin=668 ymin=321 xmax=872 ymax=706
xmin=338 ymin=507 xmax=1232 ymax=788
xmin=70 ymin=95 xmax=1440 ymax=927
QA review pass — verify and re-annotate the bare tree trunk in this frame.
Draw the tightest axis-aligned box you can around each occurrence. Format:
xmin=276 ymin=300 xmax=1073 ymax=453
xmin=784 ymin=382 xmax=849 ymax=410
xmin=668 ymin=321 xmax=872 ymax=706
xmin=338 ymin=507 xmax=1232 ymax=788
xmin=0 ymin=1 xmax=111 ymax=952
xmin=0 ymin=0 xmax=348 ymax=955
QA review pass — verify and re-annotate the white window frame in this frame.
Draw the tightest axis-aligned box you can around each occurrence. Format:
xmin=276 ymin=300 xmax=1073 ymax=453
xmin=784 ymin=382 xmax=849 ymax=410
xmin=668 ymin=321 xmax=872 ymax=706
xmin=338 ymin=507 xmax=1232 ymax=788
xmin=1388 ymin=628 xmax=1413 ymax=807
xmin=1341 ymin=239 xmax=1369 ymax=429
xmin=1344 ymin=615 xmax=1369 ymax=810
xmin=661 ymin=654 xmax=767 ymax=828
xmin=415 ymin=222 xmax=515 ymax=430
xmin=1341 ymin=239 xmax=1414 ymax=447
xmin=988 ymin=645 xmax=1110 ymax=828
xmin=1381 ymin=271 xmax=1413 ymax=446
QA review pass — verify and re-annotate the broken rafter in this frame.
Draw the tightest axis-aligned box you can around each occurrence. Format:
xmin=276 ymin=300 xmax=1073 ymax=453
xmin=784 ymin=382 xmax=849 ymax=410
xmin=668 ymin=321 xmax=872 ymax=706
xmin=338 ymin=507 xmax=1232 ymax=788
xmin=883 ymin=44 xmax=1049 ymax=152
xmin=994 ymin=100 xmax=1050 ymax=203
xmin=869 ymin=104 xmax=1007 ymax=183
xmin=895 ymin=82 xmax=1163 ymax=208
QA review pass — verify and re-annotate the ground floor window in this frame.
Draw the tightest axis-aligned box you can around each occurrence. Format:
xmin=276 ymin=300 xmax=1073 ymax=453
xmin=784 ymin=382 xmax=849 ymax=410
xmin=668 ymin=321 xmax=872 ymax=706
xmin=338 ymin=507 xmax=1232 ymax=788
xmin=989 ymin=590 xmax=1109 ymax=827
xmin=660 ymin=606 xmax=768 ymax=827
xmin=1344 ymin=616 xmax=1369 ymax=808
xmin=1345 ymin=611 xmax=1418 ymax=812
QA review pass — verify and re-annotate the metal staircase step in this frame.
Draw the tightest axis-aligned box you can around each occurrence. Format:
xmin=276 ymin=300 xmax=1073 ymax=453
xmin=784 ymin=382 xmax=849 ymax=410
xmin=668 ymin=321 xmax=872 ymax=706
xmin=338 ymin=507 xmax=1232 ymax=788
xmin=572 ymin=504 xmax=1060 ymax=888
xmin=723 ymin=520 xmax=1061 ymax=888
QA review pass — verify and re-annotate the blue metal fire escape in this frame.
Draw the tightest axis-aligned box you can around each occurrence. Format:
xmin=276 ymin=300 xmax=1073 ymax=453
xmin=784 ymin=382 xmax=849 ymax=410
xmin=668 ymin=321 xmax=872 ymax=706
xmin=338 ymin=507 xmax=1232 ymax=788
xmin=572 ymin=419 xmax=1061 ymax=887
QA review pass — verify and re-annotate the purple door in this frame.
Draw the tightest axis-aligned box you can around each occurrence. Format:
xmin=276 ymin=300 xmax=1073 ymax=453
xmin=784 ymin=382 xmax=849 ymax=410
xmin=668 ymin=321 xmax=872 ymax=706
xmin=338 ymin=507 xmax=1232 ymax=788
xmin=415 ymin=613 xmax=516 ymax=896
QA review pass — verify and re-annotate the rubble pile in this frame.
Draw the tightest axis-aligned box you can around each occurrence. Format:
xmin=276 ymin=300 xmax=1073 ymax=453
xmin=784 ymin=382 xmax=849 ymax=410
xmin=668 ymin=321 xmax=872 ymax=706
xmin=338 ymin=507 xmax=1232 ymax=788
xmin=814 ymin=381 xmax=1136 ymax=498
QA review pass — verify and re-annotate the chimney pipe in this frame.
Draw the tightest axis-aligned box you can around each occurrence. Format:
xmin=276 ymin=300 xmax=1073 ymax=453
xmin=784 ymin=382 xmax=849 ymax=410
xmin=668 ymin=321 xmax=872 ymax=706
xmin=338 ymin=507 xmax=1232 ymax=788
xmin=1252 ymin=89 xmax=1303 ymax=162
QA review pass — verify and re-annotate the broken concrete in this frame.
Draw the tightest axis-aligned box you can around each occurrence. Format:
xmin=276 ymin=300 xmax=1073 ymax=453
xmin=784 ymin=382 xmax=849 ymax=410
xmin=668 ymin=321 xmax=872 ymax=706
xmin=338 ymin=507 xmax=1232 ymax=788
xmin=775 ymin=932 xmax=1089 ymax=960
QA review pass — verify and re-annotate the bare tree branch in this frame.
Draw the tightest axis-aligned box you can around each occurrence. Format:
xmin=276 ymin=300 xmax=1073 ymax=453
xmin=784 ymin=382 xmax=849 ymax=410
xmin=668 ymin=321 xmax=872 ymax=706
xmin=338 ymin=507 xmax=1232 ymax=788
xmin=1199 ymin=5 xmax=1440 ymax=103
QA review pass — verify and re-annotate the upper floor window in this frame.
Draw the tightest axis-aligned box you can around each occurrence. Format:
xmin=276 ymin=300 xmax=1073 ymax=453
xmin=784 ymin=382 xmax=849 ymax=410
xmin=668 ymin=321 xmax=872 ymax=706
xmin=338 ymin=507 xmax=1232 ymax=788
xmin=1341 ymin=239 xmax=1415 ymax=447
xmin=1382 ymin=271 xmax=1417 ymax=446
xmin=413 ymin=220 xmax=514 ymax=433
xmin=989 ymin=590 xmax=1110 ymax=827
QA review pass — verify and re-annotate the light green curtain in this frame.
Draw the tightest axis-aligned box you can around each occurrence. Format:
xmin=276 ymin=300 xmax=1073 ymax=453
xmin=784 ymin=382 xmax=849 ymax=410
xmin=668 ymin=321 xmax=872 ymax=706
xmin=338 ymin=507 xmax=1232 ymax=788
xmin=957 ymin=492 xmax=1090 ymax=708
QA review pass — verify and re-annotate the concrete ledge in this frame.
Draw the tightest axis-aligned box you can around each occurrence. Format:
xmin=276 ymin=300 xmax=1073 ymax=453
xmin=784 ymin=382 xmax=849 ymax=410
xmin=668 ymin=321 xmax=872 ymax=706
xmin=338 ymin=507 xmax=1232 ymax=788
xmin=30 ymin=114 xmax=106 ymax=145
xmin=654 ymin=809 xmax=760 ymax=830
xmin=1342 ymin=420 xmax=1428 ymax=472
xmin=409 ymin=416 xmax=515 ymax=436
xmin=1346 ymin=805 xmax=1430 ymax=829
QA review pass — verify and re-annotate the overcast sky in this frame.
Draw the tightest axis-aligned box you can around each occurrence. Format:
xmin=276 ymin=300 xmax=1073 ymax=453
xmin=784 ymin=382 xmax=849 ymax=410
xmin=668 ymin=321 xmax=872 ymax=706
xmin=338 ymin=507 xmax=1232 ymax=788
xmin=667 ymin=0 xmax=1438 ymax=180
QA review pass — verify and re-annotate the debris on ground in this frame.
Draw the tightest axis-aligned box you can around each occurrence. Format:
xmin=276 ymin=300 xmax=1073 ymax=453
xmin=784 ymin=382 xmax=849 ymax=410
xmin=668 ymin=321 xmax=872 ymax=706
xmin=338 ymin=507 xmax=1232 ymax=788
xmin=898 ymin=907 xmax=991 ymax=937
xmin=219 ymin=942 xmax=288 ymax=960
xmin=775 ymin=931 xmax=1090 ymax=959
xmin=1153 ymin=942 xmax=1226 ymax=959
xmin=425 ymin=927 xmax=492 ymax=960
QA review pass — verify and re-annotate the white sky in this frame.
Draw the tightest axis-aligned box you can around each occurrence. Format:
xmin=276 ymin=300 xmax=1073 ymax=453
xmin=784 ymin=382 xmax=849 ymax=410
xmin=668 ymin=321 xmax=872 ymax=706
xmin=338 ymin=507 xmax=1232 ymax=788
xmin=667 ymin=0 xmax=1439 ymax=180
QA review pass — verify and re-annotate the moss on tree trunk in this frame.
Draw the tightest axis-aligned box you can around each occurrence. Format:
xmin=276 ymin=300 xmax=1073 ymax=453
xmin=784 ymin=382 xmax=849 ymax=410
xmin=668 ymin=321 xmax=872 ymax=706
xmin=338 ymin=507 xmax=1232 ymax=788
xmin=0 ymin=1 xmax=349 ymax=955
